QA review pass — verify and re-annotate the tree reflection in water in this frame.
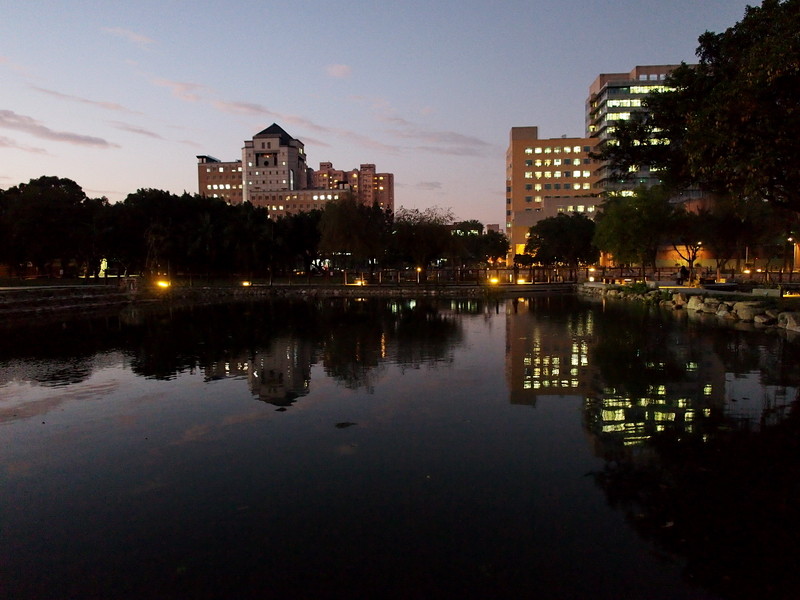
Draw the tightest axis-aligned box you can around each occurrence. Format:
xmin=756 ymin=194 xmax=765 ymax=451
xmin=584 ymin=300 xmax=800 ymax=600
xmin=0 ymin=297 xmax=466 ymax=402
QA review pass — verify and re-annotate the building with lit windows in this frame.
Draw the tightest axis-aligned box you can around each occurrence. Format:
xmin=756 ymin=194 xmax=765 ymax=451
xmin=586 ymin=65 xmax=681 ymax=195
xmin=196 ymin=156 xmax=243 ymax=205
xmin=197 ymin=123 xmax=394 ymax=218
xmin=505 ymin=126 xmax=601 ymax=257
xmin=313 ymin=162 xmax=394 ymax=210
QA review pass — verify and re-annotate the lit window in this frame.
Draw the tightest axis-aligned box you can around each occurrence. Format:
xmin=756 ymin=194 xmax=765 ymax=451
xmin=582 ymin=171 xmax=590 ymax=177
xmin=219 ymin=167 xmax=224 ymax=173
xmin=582 ymin=183 xmax=590 ymax=190
xmin=534 ymin=183 xmax=542 ymax=191
xmin=573 ymin=146 xmax=581 ymax=152
xmin=534 ymin=159 xmax=542 ymax=167
xmin=525 ymin=171 xmax=533 ymax=179
xmin=554 ymin=171 xmax=561 ymax=178
xmin=534 ymin=147 xmax=542 ymax=154
xmin=544 ymin=171 xmax=552 ymax=178
xmin=525 ymin=148 xmax=533 ymax=154
xmin=544 ymin=147 xmax=552 ymax=154
xmin=554 ymin=159 xmax=562 ymax=166
xmin=535 ymin=172 xmax=542 ymax=179
xmin=535 ymin=196 xmax=542 ymax=203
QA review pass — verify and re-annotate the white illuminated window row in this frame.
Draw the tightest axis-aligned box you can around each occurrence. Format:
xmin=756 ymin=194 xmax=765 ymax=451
xmin=525 ymin=145 xmax=584 ymax=155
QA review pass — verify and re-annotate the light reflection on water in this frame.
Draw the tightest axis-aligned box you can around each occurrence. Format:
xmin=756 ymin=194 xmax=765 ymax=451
xmin=1 ymin=296 xmax=799 ymax=599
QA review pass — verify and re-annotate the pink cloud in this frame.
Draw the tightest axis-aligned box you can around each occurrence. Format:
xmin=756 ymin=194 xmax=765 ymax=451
xmin=0 ymin=135 xmax=48 ymax=154
xmin=326 ymin=64 xmax=352 ymax=78
xmin=30 ymin=85 xmax=140 ymax=114
xmin=109 ymin=121 xmax=165 ymax=139
xmin=103 ymin=27 xmax=155 ymax=48
xmin=152 ymin=78 xmax=207 ymax=102
xmin=0 ymin=110 xmax=119 ymax=148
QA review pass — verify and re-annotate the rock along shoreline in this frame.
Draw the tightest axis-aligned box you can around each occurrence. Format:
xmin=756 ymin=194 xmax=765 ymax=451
xmin=578 ymin=282 xmax=800 ymax=335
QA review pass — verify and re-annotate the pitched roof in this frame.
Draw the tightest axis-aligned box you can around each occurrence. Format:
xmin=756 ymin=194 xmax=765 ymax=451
xmin=254 ymin=123 xmax=295 ymax=145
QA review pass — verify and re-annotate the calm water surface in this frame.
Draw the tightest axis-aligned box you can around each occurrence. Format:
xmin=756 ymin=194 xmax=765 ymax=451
xmin=2 ymin=296 xmax=799 ymax=599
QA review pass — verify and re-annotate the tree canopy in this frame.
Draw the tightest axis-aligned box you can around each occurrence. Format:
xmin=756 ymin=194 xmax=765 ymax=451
xmin=593 ymin=187 xmax=673 ymax=270
xmin=525 ymin=212 xmax=599 ymax=268
xmin=597 ymin=0 xmax=800 ymax=211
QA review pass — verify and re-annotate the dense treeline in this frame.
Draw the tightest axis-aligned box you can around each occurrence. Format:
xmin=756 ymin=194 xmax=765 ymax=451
xmin=0 ymin=176 xmax=509 ymax=279
xmin=522 ymin=186 xmax=797 ymax=276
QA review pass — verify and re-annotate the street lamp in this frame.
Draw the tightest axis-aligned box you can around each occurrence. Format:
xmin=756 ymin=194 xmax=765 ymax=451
xmin=416 ymin=267 xmax=422 ymax=284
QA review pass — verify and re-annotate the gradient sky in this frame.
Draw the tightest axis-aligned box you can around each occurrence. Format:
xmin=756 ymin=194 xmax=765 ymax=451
xmin=2 ymin=0 xmax=753 ymax=226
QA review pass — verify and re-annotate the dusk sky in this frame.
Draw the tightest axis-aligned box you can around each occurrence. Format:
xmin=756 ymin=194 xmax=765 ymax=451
xmin=2 ymin=0 xmax=753 ymax=226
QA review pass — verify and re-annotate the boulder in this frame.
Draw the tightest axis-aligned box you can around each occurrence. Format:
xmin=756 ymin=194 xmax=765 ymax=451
xmin=778 ymin=312 xmax=800 ymax=332
xmin=686 ymin=296 xmax=706 ymax=311
xmin=754 ymin=314 xmax=776 ymax=326
xmin=716 ymin=307 xmax=736 ymax=320
xmin=672 ymin=293 xmax=688 ymax=307
xmin=732 ymin=301 xmax=767 ymax=322
xmin=701 ymin=299 xmax=721 ymax=314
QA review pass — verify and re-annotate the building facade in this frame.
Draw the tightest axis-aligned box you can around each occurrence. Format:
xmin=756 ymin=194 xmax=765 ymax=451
xmin=586 ymin=65 xmax=680 ymax=195
xmin=505 ymin=127 xmax=601 ymax=257
xmin=313 ymin=162 xmax=394 ymax=210
xmin=197 ymin=123 xmax=394 ymax=217
xmin=196 ymin=156 xmax=243 ymax=205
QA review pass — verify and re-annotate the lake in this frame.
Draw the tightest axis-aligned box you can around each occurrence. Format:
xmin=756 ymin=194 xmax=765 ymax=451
xmin=2 ymin=295 xmax=799 ymax=599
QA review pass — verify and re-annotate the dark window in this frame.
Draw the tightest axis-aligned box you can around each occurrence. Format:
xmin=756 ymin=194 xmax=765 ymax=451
xmin=525 ymin=184 xmax=533 ymax=191
xmin=544 ymin=184 xmax=552 ymax=190
xmin=525 ymin=196 xmax=532 ymax=203
xmin=564 ymin=171 xmax=571 ymax=177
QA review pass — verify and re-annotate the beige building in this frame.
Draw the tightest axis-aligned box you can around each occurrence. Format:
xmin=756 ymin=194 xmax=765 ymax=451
xmin=196 ymin=156 xmax=243 ymax=205
xmin=198 ymin=124 xmax=394 ymax=217
xmin=314 ymin=162 xmax=394 ymax=210
xmin=505 ymin=127 xmax=601 ymax=257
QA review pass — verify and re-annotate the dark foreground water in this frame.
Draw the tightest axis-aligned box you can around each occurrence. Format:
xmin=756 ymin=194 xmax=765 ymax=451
xmin=2 ymin=296 xmax=800 ymax=599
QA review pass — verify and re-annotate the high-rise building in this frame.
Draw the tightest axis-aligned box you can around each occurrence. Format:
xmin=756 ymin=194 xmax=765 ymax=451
xmin=586 ymin=65 xmax=680 ymax=194
xmin=198 ymin=123 xmax=394 ymax=217
xmin=505 ymin=127 xmax=601 ymax=257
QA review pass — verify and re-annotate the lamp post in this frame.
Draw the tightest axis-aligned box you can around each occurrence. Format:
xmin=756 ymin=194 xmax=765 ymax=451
xmin=416 ymin=267 xmax=422 ymax=284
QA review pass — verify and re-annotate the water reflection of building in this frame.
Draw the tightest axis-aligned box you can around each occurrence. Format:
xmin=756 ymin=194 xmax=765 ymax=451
xmin=579 ymin=322 xmax=799 ymax=456
xmin=505 ymin=297 xmax=599 ymax=406
xmin=203 ymin=336 xmax=316 ymax=408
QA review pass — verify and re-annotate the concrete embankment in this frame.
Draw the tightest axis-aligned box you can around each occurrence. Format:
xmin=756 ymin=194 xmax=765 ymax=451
xmin=0 ymin=281 xmax=575 ymax=321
